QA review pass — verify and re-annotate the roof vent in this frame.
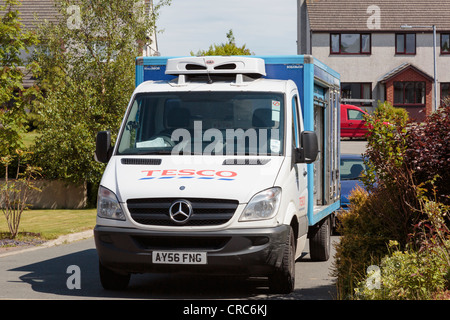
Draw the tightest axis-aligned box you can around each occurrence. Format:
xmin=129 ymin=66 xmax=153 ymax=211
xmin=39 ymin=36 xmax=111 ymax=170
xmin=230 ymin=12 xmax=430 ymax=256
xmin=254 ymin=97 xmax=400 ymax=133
xmin=185 ymin=64 xmax=207 ymax=71
xmin=214 ymin=63 xmax=237 ymax=70
xmin=165 ymin=56 xmax=266 ymax=77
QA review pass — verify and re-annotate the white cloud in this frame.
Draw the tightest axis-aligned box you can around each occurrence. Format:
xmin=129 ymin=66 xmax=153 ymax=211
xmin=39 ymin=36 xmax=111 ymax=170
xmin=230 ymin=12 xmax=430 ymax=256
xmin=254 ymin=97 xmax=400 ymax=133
xmin=155 ymin=0 xmax=297 ymax=56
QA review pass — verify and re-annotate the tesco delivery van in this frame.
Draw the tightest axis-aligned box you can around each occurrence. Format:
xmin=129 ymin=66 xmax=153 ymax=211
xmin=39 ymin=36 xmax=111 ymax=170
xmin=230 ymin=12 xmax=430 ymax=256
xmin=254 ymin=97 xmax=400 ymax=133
xmin=94 ymin=55 xmax=341 ymax=293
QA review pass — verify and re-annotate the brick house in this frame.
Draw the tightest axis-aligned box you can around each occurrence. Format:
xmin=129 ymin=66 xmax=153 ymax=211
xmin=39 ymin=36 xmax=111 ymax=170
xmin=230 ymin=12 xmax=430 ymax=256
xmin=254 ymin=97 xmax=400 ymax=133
xmin=297 ymin=0 xmax=450 ymax=121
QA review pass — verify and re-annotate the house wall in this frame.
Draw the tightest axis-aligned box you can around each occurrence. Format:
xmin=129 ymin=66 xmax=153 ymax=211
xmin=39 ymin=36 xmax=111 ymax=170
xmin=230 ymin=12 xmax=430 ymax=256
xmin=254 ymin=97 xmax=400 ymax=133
xmin=311 ymin=32 xmax=450 ymax=112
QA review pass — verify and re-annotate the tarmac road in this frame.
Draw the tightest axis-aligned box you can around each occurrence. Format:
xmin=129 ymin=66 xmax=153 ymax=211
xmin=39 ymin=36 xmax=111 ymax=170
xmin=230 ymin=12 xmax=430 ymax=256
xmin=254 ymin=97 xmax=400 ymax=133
xmin=0 ymin=232 xmax=338 ymax=300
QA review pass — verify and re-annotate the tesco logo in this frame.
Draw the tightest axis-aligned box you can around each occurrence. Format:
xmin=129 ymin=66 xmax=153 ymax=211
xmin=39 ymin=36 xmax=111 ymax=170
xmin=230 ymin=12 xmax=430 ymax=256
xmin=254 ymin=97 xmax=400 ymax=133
xmin=139 ymin=169 xmax=237 ymax=181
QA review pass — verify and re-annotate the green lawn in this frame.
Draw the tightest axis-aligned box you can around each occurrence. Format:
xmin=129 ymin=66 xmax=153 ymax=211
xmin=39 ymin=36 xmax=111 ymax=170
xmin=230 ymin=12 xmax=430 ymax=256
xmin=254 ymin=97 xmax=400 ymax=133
xmin=21 ymin=131 xmax=41 ymax=148
xmin=0 ymin=209 xmax=97 ymax=240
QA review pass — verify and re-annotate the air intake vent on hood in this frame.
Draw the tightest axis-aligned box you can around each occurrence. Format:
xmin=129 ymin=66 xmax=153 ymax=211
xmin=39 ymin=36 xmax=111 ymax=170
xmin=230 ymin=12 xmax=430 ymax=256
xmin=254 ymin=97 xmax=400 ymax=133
xmin=121 ymin=158 xmax=162 ymax=165
xmin=222 ymin=159 xmax=270 ymax=165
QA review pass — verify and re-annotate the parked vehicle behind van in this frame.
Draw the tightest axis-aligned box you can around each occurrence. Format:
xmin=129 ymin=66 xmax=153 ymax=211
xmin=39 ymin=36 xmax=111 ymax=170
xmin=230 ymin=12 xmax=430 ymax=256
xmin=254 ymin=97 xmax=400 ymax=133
xmin=340 ymin=104 xmax=369 ymax=138
xmin=339 ymin=154 xmax=367 ymax=209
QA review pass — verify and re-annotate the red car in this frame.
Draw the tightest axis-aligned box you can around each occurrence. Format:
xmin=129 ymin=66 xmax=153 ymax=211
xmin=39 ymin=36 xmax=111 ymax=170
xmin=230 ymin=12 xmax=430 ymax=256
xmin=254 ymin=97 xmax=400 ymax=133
xmin=340 ymin=104 xmax=369 ymax=138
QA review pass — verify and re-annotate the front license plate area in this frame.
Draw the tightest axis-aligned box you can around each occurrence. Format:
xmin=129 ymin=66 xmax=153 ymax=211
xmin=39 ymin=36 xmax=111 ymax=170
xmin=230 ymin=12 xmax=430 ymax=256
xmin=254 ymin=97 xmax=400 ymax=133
xmin=152 ymin=251 xmax=207 ymax=265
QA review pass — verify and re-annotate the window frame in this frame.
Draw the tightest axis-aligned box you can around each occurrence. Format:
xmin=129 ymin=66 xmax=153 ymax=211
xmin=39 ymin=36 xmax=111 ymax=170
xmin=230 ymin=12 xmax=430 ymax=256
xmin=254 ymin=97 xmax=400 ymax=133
xmin=441 ymin=83 xmax=450 ymax=101
xmin=395 ymin=33 xmax=416 ymax=55
xmin=441 ymin=33 xmax=450 ymax=55
xmin=330 ymin=33 xmax=371 ymax=55
xmin=393 ymin=81 xmax=426 ymax=106
xmin=341 ymin=82 xmax=373 ymax=106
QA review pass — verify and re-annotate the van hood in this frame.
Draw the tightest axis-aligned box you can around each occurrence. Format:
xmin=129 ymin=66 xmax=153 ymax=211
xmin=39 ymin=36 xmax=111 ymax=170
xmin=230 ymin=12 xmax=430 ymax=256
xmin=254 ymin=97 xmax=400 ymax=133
xmin=103 ymin=156 xmax=285 ymax=204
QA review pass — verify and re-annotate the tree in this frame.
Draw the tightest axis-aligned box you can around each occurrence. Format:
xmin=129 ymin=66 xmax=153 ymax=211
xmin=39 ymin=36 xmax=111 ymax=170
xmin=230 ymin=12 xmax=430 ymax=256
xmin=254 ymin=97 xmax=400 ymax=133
xmin=31 ymin=0 xmax=170 ymax=204
xmin=0 ymin=0 xmax=38 ymax=158
xmin=191 ymin=29 xmax=253 ymax=56
xmin=1 ymin=1 xmax=41 ymax=238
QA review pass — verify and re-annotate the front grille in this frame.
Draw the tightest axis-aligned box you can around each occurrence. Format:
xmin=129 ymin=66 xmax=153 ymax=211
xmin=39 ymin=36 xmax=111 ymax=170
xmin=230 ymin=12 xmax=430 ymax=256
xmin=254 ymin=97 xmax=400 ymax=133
xmin=121 ymin=158 xmax=162 ymax=165
xmin=127 ymin=198 xmax=239 ymax=226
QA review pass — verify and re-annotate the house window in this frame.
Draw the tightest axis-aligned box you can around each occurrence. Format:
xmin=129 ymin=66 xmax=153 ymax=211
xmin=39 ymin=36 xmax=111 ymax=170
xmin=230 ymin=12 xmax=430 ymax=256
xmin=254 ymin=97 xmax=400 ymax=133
xmin=396 ymin=33 xmax=416 ymax=54
xmin=341 ymin=83 xmax=372 ymax=106
xmin=441 ymin=83 xmax=450 ymax=100
xmin=330 ymin=33 xmax=371 ymax=54
xmin=394 ymin=81 xmax=425 ymax=105
xmin=441 ymin=34 xmax=450 ymax=54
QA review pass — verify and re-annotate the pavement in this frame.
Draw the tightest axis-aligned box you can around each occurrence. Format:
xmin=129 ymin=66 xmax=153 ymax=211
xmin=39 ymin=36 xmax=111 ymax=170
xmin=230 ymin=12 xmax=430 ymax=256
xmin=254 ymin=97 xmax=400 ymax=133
xmin=340 ymin=140 xmax=367 ymax=154
xmin=0 ymin=229 xmax=94 ymax=258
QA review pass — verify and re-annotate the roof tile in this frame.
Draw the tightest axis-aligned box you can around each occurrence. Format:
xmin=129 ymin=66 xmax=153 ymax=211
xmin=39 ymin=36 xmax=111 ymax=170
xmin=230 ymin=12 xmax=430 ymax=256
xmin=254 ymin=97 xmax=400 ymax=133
xmin=307 ymin=0 xmax=450 ymax=32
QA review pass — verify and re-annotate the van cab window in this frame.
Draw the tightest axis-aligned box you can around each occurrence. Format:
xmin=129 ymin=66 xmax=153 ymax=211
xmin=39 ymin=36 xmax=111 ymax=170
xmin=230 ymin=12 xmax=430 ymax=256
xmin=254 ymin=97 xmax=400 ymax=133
xmin=117 ymin=92 xmax=285 ymax=156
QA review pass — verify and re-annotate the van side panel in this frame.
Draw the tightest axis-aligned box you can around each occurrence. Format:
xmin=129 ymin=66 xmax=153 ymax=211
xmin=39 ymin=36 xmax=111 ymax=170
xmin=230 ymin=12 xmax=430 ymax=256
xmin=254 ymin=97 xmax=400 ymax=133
xmin=257 ymin=56 xmax=340 ymax=226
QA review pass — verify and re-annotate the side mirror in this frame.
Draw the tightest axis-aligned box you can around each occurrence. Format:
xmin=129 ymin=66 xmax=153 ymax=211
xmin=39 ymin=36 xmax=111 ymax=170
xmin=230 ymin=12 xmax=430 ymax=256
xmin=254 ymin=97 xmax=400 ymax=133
xmin=95 ymin=131 xmax=113 ymax=163
xmin=294 ymin=131 xmax=319 ymax=164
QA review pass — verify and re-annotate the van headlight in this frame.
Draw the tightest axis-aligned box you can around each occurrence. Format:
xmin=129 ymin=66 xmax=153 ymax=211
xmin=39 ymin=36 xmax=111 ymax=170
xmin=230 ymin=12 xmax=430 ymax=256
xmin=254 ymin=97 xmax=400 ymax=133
xmin=239 ymin=187 xmax=281 ymax=221
xmin=97 ymin=186 xmax=125 ymax=221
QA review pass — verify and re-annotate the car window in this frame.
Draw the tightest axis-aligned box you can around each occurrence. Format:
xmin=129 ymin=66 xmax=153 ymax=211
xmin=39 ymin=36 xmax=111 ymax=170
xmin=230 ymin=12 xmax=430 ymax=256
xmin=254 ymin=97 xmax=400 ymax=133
xmin=340 ymin=158 xmax=366 ymax=180
xmin=347 ymin=109 xmax=365 ymax=120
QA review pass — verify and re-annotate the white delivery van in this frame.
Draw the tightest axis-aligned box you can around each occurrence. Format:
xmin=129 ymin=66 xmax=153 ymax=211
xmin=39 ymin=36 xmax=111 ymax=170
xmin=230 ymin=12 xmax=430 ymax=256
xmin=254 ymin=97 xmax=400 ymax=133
xmin=94 ymin=55 xmax=341 ymax=293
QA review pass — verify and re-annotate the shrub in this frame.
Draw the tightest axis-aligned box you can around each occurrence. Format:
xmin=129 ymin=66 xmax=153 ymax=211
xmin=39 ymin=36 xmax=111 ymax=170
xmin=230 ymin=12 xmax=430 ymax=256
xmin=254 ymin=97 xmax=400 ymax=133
xmin=363 ymin=101 xmax=409 ymax=191
xmin=333 ymin=181 xmax=419 ymax=299
xmin=404 ymin=105 xmax=450 ymax=206
xmin=334 ymin=102 xmax=449 ymax=299
xmin=355 ymin=242 xmax=450 ymax=300
xmin=333 ymin=186 xmax=389 ymax=299
xmin=1 ymin=150 xmax=41 ymax=238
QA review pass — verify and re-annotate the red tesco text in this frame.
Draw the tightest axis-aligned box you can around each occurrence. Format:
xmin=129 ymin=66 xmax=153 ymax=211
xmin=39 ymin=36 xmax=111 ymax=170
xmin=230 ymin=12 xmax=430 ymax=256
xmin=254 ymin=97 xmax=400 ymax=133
xmin=141 ymin=169 xmax=238 ymax=178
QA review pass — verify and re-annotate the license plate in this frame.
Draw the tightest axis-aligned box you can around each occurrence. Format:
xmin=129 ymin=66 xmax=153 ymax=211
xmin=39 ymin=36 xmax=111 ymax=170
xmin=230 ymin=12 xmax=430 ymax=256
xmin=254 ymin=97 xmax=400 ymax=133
xmin=152 ymin=251 xmax=207 ymax=265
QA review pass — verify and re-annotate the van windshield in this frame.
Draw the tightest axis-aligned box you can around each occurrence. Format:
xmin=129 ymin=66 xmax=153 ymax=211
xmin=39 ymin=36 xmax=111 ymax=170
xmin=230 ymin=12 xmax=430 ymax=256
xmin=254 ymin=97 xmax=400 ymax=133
xmin=117 ymin=91 xmax=285 ymax=156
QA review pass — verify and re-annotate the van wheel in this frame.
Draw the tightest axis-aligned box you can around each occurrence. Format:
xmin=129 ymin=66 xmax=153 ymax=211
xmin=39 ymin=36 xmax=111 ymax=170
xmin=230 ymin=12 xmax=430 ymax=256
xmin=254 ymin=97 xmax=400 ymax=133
xmin=269 ymin=227 xmax=295 ymax=293
xmin=99 ymin=260 xmax=130 ymax=290
xmin=309 ymin=216 xmax=331 ymax=261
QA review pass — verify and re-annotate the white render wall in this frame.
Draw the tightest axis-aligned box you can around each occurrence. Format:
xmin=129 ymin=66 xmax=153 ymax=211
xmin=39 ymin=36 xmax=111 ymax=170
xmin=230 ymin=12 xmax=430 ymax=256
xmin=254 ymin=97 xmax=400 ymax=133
xmin=311 ymin=32 xmax=450 ymax=110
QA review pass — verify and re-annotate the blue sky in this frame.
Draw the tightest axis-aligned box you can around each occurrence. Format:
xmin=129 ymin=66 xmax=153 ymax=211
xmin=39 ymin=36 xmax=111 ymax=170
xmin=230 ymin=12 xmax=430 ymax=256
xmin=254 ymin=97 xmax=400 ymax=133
xmin=155 ymin=0 xmax=298 ymax=56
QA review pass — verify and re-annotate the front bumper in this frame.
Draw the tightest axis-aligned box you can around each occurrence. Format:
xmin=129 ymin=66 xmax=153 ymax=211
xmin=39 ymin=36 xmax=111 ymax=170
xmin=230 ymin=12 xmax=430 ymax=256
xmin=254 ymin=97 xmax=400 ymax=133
xmin=94 ymin=224 xmax=290 ymax=277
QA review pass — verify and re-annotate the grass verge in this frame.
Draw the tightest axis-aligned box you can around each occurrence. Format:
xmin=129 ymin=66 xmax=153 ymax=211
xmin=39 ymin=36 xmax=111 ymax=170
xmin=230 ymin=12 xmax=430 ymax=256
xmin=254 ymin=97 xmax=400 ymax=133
xmin=0 ymin=209 xmax=97 ymax=241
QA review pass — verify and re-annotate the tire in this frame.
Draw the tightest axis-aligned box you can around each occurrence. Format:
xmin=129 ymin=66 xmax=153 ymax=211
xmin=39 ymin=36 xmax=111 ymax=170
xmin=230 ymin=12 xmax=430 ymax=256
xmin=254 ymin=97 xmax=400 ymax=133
xmin=99 ymin=260 xmax=130 ymax=290
xmin=269 ymin=226 xmax=295 ymax=294
xmin=309 ymin=216 xmax=331 ymax=261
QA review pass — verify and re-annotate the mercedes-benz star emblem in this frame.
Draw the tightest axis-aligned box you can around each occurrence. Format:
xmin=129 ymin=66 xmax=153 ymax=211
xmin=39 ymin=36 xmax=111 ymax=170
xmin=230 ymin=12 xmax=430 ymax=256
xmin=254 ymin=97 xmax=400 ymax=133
xmin=169 ymin=200 xmax=193 ymax=224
